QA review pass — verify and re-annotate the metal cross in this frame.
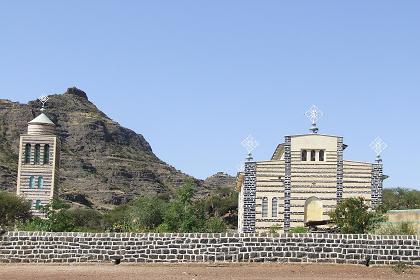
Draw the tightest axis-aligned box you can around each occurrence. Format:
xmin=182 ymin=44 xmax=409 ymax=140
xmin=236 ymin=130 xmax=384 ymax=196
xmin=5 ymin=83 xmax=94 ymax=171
xmin=370 ymin=137 xmax=388 ymax=162
xmin=38 ymin=96 xmax=49 ymax=112
xmin=305 ymin=105 xmax=323 ymax=133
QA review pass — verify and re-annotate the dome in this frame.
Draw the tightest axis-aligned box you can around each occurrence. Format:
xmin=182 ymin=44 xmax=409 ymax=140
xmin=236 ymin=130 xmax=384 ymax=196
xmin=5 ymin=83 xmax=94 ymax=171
xmin=27 ymin=113 xmax=56 ymax=135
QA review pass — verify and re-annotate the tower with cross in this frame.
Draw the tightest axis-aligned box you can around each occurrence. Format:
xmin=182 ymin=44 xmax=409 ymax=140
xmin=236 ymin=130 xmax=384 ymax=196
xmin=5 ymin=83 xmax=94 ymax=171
xmin=16 ymin=96 xmax=61 ymax=216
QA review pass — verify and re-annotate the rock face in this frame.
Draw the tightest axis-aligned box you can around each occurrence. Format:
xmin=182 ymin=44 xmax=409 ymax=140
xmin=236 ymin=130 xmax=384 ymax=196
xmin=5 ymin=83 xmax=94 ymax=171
xmin=0 ymin=88 xmax=235 ymax=210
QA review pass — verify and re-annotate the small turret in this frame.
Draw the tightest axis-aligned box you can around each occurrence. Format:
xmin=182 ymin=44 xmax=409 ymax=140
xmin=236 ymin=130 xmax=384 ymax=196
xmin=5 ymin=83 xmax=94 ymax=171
xmin=28 ymin=113 xmax=56 ymax=135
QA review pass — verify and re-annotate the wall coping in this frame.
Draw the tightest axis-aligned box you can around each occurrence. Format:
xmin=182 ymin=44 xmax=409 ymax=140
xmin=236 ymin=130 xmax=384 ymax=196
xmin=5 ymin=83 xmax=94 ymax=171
xmin=2 ymin=231 xmax=419 ymax=240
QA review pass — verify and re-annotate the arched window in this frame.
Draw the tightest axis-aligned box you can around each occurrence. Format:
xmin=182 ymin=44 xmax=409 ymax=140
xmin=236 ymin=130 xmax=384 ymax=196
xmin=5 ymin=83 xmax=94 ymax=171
xmin=34 ymin=144 xmax=41 ymax=164
xmin=24 ymin=144 xmax=31 ymax=164
xmin=319 ymin=150 xmax=325 ymax=161
xmin=37 ymin=176 xmax=43 ymax=189
xmin=43 ymin=144 xmax=50 ymax=164
xmin=35 ymin=200 xmax=42 ymax=210
xmin=262 ymin=197 xmax=268 ymax=218
xmin=272 ymin=197 xmax=278 ymax=218
xmin=311 ymin=150 xmax=316 ymax=161
xmin=29 ymin=176 xmax=35 ymax=188
xmin=301 ymin=150 xmax=307 ymax=161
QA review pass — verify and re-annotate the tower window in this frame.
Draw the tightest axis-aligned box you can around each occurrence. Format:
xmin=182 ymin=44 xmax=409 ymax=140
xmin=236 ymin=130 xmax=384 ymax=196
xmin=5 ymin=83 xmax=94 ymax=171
xmin=319 ymin=150 xmax=325 ymax=161
xmin=38 ymin=176 xmax=43 ymax=189
xmin=272 ymin=197 xmax=278 ymax=218
xmin=24 ymin=144 xmax=31 ymax=164
xmin=311 ymin=150 xmax=316 ymax=161
xmin=29 ymin=176 xmax=35 ymax=188
xmin=301 ymin=150 xmax=307 ymax=161
xmin=34 ymin=144 xmax=41 ymax=164
xmin=44 ymin=144 xmax=50 ymax=164
xmin=262 ymin=197 xmax=268 ymax=218
xmin=34 ymin=200 xmax=42 ymax=210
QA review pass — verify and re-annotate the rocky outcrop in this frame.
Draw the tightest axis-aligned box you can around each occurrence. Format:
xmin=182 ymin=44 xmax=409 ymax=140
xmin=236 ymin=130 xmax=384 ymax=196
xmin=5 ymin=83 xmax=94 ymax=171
xmin=0 ymin=88 xmax=235 ymax=210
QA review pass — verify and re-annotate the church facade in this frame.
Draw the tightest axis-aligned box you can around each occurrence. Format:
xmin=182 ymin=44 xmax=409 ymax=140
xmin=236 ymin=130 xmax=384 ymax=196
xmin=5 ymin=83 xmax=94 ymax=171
xmin=16 ymin=113 xmax=60 ymax=216
xmin=237 ymin=132 xmax=385 ymax=233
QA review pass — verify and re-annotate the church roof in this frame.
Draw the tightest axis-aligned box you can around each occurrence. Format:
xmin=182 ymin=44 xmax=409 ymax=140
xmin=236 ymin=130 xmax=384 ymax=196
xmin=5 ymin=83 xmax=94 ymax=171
xmin=28 ymin=113 xmax=55 ymax=125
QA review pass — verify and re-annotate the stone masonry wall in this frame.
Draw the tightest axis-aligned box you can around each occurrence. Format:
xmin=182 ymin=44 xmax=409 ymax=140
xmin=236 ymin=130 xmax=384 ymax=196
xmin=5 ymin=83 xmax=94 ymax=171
xmin=0 ymin=232 xmax=419 ymax=266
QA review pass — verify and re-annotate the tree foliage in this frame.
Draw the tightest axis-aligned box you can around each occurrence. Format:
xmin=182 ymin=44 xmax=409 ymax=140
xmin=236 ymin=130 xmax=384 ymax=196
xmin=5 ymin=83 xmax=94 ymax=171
xmin=21 ymin=199 xmax=103 ymax=232
xmin=329 ymin=197 xmax=386 ymax=234
xmin=0 ymin=191 xmax=32 ymax=230
xmin=383 ymin=188 xmax=420 ymax=210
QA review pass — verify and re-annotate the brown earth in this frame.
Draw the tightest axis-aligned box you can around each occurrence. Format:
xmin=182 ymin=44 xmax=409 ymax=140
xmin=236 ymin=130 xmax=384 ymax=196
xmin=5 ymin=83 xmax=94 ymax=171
xmin=0 ymin=264 xmax=419 ymax=280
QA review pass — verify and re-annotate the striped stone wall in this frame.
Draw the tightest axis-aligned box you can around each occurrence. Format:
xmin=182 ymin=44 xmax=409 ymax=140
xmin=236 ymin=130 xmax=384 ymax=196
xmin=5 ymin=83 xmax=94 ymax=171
xmin=1 ymin=232 xmax=418 ymax=266
xmin=255 ymin=160 xmax=285 ymax=232
xmin=343 ymin=161 xmax=373 ymax=204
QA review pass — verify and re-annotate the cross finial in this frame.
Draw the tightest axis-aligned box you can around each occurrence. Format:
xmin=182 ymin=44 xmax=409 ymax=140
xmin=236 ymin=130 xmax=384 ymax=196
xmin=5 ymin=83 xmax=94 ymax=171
xmin=38 ymin=96 xmax=49 ymax=112
xmin=241 ymin=135 xmax=258 ymax=161
xmin=305 ymin=105 xmax=323 ymax=134
xmin=370 ymin=137 xmax=387 ymax=163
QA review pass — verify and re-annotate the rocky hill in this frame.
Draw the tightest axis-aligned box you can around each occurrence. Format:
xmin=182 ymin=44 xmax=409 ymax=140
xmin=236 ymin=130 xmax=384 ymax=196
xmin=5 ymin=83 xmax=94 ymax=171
xmin=0 ymin=88 xmax=235 ymax=210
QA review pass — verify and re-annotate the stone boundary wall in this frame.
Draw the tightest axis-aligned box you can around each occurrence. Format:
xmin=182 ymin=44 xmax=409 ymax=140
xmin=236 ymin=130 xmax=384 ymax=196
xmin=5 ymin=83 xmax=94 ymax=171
xmin=0 ymin=232 xmax=419 ymax=266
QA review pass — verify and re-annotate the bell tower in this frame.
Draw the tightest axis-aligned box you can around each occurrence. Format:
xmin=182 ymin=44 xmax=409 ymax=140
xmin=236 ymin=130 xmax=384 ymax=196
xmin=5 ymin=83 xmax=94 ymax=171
xmin=16 ymin=96 xmax=60 ymax=216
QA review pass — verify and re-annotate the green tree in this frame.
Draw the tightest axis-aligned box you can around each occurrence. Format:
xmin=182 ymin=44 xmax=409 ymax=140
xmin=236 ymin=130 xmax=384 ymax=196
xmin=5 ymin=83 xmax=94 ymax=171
xmin=162 ymin=182 xmax=205 ymax=232
xmin=205 ymin=217 xmax=227 ymax=233
xmin=21 ymin=199 xmax=103 ymax=232
xmin=383 ymin=188 xmax=420 ymax=210
xmin=0 ymin=191 xmax=32 ymax=230
xmin=129 ymin=196 xmax=166 ymax=231
xmin=329 ymin=197 xmax=386 ymax=234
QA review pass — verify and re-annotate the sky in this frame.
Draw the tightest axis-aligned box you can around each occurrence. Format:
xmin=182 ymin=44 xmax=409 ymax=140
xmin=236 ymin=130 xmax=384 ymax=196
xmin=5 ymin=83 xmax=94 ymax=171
xmin=1 ymin=1 xmax=419 ymax=189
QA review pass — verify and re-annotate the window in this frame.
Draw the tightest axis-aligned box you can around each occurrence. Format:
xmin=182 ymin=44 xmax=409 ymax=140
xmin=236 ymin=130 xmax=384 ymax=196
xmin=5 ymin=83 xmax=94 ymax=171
xmin=301 ymin=150 xmax=307 ymax=161
xmin=311 ymin=150 xmax=316 ymax=161
xmin=319 ymin=150 xmax=325 ymax=161
xmin=262 ymin=197 xmax=268 ymax=218
xmin=34 ymin=144 xmax=41 ymax=164
xmin=272 ymin=197 xmax=278 ymax=218
xmin=24 ymin=144 xmax=31 ymax=164
xmin=35 ymin=200 xmax=42 ymax=210
xmin=37 ymin=176 xmax=43 ymax=189
xmin=43 ymin=144 xmax=50 ymax=164
xmin=29 ymin=176 xmax=35 ymax=188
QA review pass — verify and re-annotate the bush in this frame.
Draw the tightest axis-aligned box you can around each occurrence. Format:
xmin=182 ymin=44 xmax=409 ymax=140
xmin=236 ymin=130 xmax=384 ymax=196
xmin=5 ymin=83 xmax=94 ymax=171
xmin=375 ymin=222 xmax=417 ymax=235
xmin=290 ymin=227 xmax=309 ymax=233
xmin=129 ymin=196 xmax=166 ymax=231
xmin=0 ymin=191 xmax=32 ymax=230
xmin=20 ymin=199 xmax=103 ymax=232
xmin=329 ymin=197 xmax=386 ymax=234
xmin=268 ymin=224 xmax=282 ymax=234
xmin=205 ymin=217 xmax=227 ymax=233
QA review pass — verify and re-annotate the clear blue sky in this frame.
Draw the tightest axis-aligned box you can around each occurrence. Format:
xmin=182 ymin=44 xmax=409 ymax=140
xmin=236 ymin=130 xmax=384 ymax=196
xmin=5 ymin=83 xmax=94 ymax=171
xmin=1 ymin=1 xmax=419 ymax=189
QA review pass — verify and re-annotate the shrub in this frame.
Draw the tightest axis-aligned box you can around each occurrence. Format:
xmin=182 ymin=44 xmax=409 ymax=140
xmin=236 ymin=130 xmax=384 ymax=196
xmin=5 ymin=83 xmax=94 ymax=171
xmin=329 ymin=197 xmax=386 ymax=234
xmin=290 ymin=227 xmax=309 ymax=233
xmin=0 ymin=191 xmax=32 ymax=230
xmin=375 ymin=222 xmax=417 ymax=236
xmin=205 ymin=217 xmax=227 ymax=233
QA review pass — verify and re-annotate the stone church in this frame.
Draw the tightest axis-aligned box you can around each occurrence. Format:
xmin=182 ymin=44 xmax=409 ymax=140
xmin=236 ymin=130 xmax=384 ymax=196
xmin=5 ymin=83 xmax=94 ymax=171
xmin=16 ymin=112 xmax=60 ymax=216
xmin=236 ymin=122 xmax=385 ymax=233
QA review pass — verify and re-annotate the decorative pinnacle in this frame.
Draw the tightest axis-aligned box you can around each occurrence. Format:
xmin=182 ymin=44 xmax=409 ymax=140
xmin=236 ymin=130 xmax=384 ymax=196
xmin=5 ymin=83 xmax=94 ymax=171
xmin=370 ymin=137 xmax=388 ymax=163
xmin=38 ymin=96 xmax=49 ymax=112
xmin=305 ymin=105 xmax=323 ymax=134
xmin=241 ymin=135 xmax=258 ymax=161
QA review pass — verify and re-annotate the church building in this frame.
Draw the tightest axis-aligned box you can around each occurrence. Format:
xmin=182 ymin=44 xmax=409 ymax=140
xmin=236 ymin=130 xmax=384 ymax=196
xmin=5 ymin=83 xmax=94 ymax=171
xmin=16 ymin=109 xmax=60 ymax=216
xmin=236 ymin=110 xmax=385 ymax=233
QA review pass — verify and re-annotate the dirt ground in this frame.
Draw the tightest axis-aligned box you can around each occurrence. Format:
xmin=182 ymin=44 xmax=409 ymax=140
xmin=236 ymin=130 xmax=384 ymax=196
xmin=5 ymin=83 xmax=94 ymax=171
xmin=1 ymin=264 xmax=419 ymax=280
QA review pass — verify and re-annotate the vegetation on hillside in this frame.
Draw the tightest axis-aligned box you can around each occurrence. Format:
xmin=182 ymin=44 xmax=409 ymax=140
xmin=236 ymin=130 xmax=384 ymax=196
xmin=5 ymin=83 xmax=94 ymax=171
xmin=17 ymin=181 xmax=237 ymax=233
xmin=2 ymin=186 xmax=419 ymax=234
